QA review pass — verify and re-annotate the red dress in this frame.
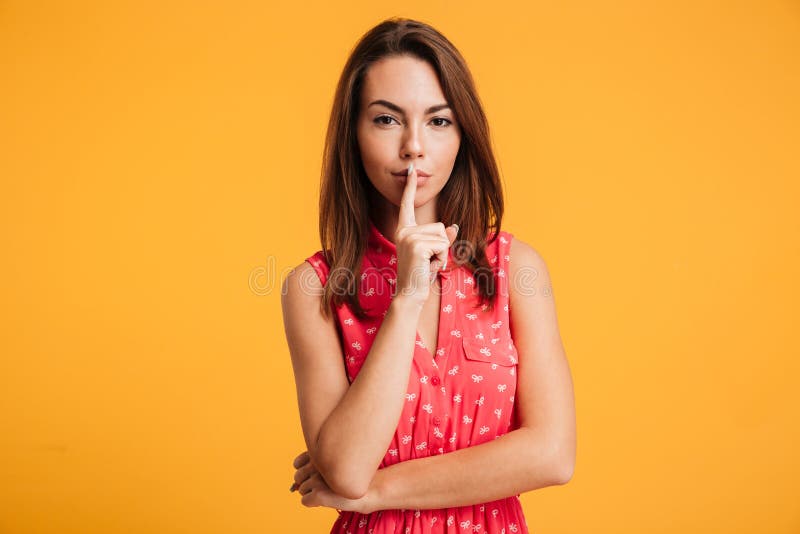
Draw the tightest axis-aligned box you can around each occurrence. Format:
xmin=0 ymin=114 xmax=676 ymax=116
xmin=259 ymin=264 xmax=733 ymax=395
xmin=305 ymin=220 xmax=530 ymax=534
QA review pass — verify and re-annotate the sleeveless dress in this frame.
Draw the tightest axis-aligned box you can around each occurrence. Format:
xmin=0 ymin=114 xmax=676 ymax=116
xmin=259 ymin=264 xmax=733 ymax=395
xmin=304 ymin=219 xmax=530 ymax=534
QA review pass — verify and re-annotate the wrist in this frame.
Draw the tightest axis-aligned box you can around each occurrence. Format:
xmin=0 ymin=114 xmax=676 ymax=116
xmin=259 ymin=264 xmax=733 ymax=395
xmin=390 ymin=293 xmax=425 ymax=314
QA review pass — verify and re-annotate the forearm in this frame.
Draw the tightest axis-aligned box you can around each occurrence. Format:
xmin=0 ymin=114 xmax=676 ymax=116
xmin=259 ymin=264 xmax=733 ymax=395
xmin=366 ymin=427 xmax=565 ymax=512
xmin=315 ymin=295 xmax=423 ymax=497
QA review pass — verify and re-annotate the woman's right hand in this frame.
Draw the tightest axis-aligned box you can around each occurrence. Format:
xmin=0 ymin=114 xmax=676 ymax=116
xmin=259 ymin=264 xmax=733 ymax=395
xmin=393 ymin=161 xmax=459 ymax=305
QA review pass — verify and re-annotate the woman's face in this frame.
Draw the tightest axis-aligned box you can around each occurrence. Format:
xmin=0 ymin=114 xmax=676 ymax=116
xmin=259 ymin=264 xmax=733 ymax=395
xmin=357 ymin=55 xmax=461 ymax=220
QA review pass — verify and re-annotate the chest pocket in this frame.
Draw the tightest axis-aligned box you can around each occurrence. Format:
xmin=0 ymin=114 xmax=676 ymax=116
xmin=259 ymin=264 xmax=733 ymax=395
xmin=460 ymin=334 xmax=518 ymax=407
xmin=462 ymin=334 xmax=519 ymax=367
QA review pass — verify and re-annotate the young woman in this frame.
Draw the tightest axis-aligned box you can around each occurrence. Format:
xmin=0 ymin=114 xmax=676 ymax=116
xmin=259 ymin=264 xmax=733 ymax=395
xmin=281 ymin=17 xmax=576 ymax=533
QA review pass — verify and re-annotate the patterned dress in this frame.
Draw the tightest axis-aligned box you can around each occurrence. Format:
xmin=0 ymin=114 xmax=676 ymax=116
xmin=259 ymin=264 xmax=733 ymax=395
xmin=304 ymin=219 xmax=530 ymax=534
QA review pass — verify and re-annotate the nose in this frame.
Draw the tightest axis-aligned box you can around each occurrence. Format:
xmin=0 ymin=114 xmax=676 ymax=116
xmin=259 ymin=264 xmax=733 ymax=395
xmin=400 ymin=122 xmax=424 ymax=160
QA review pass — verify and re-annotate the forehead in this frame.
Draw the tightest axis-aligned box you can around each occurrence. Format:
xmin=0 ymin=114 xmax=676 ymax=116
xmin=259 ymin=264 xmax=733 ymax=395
xmin=360 ymin=55 xmax=447 ymax=108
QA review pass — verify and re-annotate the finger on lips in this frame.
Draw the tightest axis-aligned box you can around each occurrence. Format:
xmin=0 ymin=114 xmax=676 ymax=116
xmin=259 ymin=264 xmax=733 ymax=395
xmin=396 ymin=162 xmax=457 ymax=273
xmin=397 ymin=161 xmax=417 ymax=231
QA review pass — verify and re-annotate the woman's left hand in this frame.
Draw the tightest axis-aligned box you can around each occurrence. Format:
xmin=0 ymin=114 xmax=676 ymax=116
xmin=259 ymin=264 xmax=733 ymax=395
xmin=291 ymin=450 xmax=376 ymax=514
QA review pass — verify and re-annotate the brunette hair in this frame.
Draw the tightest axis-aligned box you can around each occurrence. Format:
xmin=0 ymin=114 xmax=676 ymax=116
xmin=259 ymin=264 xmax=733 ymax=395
xmin=317 ymin=17 xmax=504 ymax=319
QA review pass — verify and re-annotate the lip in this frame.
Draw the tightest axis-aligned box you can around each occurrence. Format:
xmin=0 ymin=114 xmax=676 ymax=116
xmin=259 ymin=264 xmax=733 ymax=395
xmin=392 ymin=169 xmax=431 ymax=178
xmin=396 ymin=175 xmax=430 ymax=186
xmin=395 ymin=173 xmax=430 ymax=186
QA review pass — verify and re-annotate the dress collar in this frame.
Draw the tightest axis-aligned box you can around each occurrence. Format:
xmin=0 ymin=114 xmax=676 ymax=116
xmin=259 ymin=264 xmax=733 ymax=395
xmin=366 ymin=218 xmax=395 ymax=257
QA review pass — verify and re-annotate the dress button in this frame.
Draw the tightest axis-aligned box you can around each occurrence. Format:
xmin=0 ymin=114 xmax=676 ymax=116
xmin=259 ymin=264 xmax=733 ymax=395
xmin=433 ymin=416 xmax=441 ymax=425
xmin=431 ymin=376 xmax=440 ymax=386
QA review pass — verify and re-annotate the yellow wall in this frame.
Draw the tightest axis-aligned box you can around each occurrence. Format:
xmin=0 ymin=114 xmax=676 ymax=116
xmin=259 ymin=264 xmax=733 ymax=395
xmin=1 ymin=1 xmax=798 ymax=532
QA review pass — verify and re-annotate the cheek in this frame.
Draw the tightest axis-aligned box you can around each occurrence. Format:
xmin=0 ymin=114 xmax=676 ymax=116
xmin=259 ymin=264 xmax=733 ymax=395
xmin=445 ymin=134 xmax=461 ymax=160
xmin=429 ymin=133 xmax=460 ymax=162
xmin=358 ymin=134 xmax=391 ymax=169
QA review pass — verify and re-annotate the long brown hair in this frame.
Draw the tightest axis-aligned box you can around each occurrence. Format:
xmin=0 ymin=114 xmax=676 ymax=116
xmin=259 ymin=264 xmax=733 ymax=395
xmin=318 ymin=17 xmax=505 ymax=320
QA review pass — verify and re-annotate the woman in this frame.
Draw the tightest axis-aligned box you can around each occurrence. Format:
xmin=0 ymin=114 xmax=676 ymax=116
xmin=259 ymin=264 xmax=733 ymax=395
xmin=281 ymin=17 xmax=576 ymax=533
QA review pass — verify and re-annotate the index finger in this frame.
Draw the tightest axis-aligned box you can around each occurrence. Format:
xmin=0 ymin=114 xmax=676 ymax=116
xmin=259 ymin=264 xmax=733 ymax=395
xmin=397 ymin=161 xmax=417 ymax=230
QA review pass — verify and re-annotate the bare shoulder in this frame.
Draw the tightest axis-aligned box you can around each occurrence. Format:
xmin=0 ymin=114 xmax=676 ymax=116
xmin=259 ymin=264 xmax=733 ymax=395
xmin=509 ymin=235 xmax=546 ymax=266
xmin=280 ymin=258 xmax=341 ymax=378
xmin=283 ymin=259 xmax=324 ymax=290
xmin=282 ymin=260 xmax=325 ymax=308
xmin=508 ymin=235 xmax=553 ymax=296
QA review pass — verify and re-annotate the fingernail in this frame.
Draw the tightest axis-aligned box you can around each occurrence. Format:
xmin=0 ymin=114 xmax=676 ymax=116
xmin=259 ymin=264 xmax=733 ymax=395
xmin=408 ymin=161 xmax=415 ymax=175
xmin=452 ymin=223 xmax=459 ymax=235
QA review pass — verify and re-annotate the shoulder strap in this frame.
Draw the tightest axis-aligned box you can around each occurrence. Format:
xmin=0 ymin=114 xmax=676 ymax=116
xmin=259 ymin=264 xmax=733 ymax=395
xmin=305 ymin=251 xmax=330 ymax=286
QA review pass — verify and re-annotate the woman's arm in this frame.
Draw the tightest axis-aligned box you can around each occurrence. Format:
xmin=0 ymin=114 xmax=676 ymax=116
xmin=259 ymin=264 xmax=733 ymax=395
xmin=363 ymin=426 xmax=565 ymax=512
xmin=283 ymin=263 xmax=423 ymax=500
xmin=294 ymin=424 xmax=564 ymax=513
xmin=285 ymin=173 xmax=459 ymax=500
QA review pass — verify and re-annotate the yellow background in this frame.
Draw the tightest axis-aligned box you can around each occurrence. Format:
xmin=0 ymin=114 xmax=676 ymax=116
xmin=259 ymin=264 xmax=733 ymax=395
xmin=1 ymin=1 xmax=798 ymax=532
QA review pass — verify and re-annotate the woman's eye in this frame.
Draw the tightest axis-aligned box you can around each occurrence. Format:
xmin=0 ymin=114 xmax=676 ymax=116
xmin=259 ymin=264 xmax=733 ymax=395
xmin=431 ymin=117 xmax=452 ymax=127
xmin=373 ymin=115 xmax=397 ymax=126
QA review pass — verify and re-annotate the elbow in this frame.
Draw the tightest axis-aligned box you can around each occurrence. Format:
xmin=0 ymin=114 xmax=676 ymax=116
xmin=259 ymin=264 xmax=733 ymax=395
xmin=328 ymin=471 xmax=371 ymax=500
xmin=551 ymin=439 xmax=576 ymax=485
xmin=315 ymin=460 xmax=371 ymax=500
xmin=313 ymin=436 xmax=372 ymax=500
xmin=553 ymin=457 xmax=574 ymax=485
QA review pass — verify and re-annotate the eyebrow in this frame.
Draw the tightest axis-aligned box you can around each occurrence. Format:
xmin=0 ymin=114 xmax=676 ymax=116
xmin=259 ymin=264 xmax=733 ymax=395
xmin=367 ymin=99 xmax=451 ymax=115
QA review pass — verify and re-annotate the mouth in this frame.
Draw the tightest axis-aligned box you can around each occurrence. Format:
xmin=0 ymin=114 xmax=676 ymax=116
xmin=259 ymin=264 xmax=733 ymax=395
xmin=394 ymin=173 xmax=430 ymax=186
xmin=392 ymin=169 xmax=431 ymax=178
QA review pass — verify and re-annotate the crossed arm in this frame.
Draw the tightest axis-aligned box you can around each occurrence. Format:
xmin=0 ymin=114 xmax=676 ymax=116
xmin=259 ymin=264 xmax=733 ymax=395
xmin=293 ymin=423 xmax=570 ymax=514
xmin=288 ymin=238 xmax=576 ymax=512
